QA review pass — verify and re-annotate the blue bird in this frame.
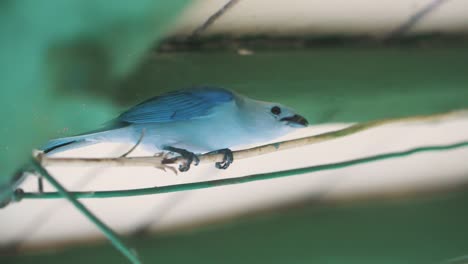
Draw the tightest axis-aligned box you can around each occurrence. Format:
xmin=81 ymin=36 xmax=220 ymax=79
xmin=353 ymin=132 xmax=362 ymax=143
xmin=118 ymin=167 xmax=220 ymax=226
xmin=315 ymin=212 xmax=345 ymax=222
xmin=41 ymin=87 xmax=309 ymax=171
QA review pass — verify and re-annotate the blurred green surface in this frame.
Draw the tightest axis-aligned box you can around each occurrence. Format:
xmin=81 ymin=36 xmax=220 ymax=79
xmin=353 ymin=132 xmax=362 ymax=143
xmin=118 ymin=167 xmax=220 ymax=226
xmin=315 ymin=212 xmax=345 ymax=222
xmin=0 ymin=0 xmax=190 ymax=187
xmin=118 ymin=47 xmax=468 ymax=124
xmin=4 ymin=189 xmax=468 ymax=264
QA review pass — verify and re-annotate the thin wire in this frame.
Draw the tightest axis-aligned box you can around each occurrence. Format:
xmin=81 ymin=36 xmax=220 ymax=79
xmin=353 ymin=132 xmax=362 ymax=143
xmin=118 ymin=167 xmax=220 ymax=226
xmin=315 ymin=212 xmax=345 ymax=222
xmin=190 ymin=0 xmax=240 ymax=38
xmin=5 ymin=168 xmax=105 ymax=252
xmin=35 ymin=110 xmax=468 ymax=168
xmin=5 ymin=144 xmax=139 ymax=252
xmin=30 ymin=158 xmax=141 ymax=264
xmin=22 ymin=140 xmax=468 ymax=200
xmin=120 ymin=129 xmax=145 ymax=158
xmin=385 ymin=0 xmax=450 ymax=39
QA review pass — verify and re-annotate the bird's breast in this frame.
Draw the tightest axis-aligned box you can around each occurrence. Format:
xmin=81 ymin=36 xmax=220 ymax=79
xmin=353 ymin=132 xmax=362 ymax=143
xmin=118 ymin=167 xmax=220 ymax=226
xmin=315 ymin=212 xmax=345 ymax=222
xmin=131 ymin=109 xmax=255 ymax=153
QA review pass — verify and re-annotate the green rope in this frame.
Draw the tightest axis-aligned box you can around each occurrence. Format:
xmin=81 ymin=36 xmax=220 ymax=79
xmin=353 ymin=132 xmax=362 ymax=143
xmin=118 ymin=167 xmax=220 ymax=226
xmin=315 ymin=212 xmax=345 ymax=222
xmin=23 ymin=140 xmax=468 ymax=200
xmin=30 ymin=159 xmax=141 ymax=264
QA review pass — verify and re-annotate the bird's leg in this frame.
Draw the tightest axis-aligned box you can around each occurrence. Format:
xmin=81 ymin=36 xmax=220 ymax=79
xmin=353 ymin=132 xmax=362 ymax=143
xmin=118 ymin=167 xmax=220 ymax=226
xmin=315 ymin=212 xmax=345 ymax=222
xmin=37 ymin=176 xmax=44 ymax=193
xmin=206 ymin=148 xmax=233 ymax=169
xmin=163 ymin=146 xmax=200 ymax=172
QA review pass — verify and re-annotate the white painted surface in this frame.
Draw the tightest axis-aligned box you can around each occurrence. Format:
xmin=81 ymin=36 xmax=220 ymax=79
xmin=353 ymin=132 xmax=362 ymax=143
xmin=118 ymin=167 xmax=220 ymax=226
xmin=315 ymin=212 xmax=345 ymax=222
xmin=1 ymin=118 xmax=468 ymax=248
xmin=169 ymin=0 xmax=468 ymax=37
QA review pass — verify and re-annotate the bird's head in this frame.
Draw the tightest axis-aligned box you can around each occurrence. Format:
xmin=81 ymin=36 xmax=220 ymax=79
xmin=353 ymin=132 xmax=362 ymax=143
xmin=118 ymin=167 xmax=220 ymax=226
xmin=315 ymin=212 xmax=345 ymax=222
xmin=237 ymin=97 xmax=309 ymax=141
xmin=263 ymin=103 xmax=309 ymax=128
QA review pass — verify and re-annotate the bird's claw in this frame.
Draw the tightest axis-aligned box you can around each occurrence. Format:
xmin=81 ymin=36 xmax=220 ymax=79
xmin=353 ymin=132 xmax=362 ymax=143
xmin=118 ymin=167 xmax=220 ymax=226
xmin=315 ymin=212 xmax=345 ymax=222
xmin=213 ymin=149 xmax=233 ymax=170
xmin=163 ymin=147 xmax=199 ymax=172
xmin=179 ymin=153 xmax=199 ymax=172
xmin=152 ymin=152 xmax=178 ymax=175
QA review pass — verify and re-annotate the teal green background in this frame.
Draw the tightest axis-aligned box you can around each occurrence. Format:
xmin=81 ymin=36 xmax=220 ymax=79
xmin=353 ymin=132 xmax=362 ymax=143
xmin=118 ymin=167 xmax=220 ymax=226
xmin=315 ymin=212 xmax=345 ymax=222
xmin=0 ymin=0 xmax=189 ymax=187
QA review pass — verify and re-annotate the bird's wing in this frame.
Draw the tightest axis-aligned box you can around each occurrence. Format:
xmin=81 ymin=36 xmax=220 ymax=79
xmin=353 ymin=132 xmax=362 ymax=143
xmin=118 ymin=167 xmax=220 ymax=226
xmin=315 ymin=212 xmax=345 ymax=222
xmin=117 ymin=87 xmax=235 ymax=124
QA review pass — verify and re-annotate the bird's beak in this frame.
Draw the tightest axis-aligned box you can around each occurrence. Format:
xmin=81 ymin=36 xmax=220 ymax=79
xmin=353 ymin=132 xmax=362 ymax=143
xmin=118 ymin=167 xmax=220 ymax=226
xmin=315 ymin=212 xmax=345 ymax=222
xmin=280 ymin=114 xmax=309 ymax=127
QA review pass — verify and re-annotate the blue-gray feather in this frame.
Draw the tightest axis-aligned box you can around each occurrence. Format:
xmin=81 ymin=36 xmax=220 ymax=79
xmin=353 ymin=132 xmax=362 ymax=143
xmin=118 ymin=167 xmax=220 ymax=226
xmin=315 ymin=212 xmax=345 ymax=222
xmin=40 ymin=86 xmax=307 ymax=159
xmin=118 ymin=87 xmax=234 ymax=124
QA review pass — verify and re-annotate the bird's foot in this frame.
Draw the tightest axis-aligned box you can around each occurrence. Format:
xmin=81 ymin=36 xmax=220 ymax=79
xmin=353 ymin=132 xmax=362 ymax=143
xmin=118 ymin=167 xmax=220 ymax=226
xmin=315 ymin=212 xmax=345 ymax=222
xmin=208 ymin=148 xmax=233 ymax=170
xmin=152 ymin=152 xmax=178 ymax=175
xmin=163 ymin=147 xmax=199 ymax=172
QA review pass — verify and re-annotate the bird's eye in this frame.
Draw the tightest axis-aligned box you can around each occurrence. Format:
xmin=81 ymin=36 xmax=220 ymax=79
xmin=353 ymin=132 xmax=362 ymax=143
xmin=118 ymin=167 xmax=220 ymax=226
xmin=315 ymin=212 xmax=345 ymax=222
xmin=271 ymin=106 xmax=281 ymax=115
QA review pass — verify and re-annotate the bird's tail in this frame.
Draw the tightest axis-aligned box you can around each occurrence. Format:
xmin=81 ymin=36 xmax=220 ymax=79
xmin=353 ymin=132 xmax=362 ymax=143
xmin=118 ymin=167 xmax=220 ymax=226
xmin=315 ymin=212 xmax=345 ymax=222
xmin=40 ymin=135 xmax=99 ymax=154
xmin=40 ymin=121 xmax=129 ymax=155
